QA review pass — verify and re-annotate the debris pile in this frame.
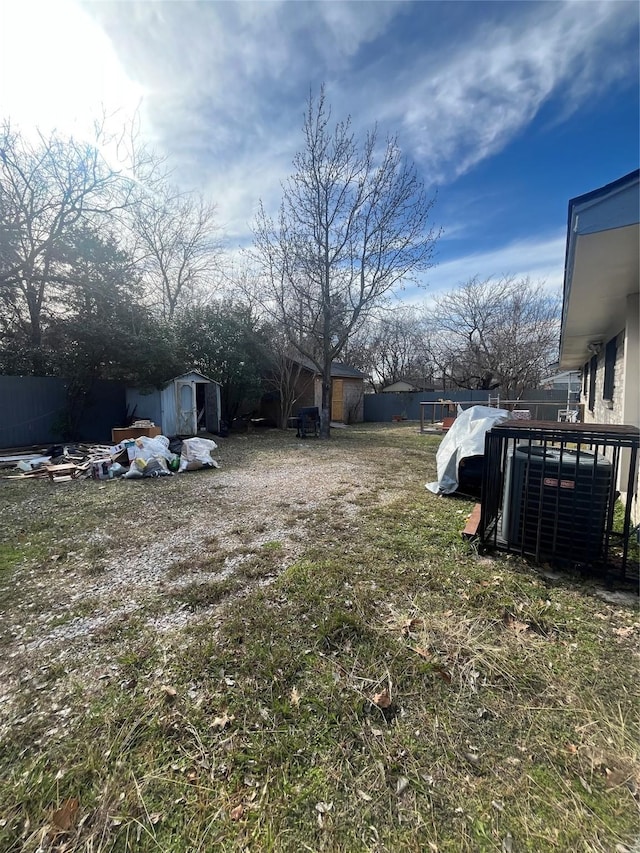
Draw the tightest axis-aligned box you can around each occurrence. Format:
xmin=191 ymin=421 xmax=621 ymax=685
xmin=0 ymin=436 xmax=220 ymax=484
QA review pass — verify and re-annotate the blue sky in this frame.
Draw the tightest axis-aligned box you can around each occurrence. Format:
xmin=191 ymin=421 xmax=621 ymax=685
xmin=1 ymin=0 xmax=637 ymax=299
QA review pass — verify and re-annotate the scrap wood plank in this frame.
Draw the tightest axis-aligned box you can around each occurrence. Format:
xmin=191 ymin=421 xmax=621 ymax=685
xmin=462 ymin=503 xmax=482 ymax=539
xmin=46 ymin=464 xmax=79 ymax=482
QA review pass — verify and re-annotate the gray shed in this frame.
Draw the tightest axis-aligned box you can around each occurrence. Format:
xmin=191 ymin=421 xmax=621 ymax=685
xmin=126 ymin=371 xmax=222 ymax=437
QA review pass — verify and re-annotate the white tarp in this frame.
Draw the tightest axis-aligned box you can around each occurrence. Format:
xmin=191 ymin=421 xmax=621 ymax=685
xmin=426 ymin=405 xmax=510 ymax=495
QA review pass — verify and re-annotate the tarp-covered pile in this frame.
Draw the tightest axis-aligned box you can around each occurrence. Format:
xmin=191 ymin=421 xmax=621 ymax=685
xmin=426 ymin=405 xmax=510 ymax=495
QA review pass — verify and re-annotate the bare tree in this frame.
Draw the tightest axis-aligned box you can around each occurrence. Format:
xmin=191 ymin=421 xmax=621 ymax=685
xmin=252 ymin=87 xmax=439 ymax=437
xmin=426 ymin=276 xmax=560 ymax=395
xmin=262 ymin=345 xmax=310 ymax=429
xmin=364 ymin=306 xmax=434 ymax=390
xmin=133 ymin=185 xmax=220 ymax=319
xmin=0 ymin=121 xmax=138 ymax=372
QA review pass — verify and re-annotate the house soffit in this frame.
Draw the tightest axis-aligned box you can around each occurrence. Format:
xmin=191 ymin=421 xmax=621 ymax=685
xmin=560 ymin=170 xmax=640 ymax=370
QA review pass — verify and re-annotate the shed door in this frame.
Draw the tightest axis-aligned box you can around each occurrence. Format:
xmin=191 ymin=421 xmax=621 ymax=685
xmin=331 ymin=379 xmax=344 ymax=423
xmin=176 ymin=381 xmax=197 ymax=435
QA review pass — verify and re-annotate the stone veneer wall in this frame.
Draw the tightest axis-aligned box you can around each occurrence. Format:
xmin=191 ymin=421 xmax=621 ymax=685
xmin=581 ymin=329 xmax=626 ymax=426
xmin=581 ymin=328 xmax=638 ymax=524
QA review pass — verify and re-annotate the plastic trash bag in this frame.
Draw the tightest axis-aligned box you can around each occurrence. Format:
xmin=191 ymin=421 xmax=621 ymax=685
xmin=142 ymin=457 xmax=171 ymax=477
xmin=132 ymin=435 xmax=173 ymax=463
xmin=426 ymin=405 xmax=510 ymax=495
xmin=179 ymin=437 xmax=220 ymax=472
xmin=123 ymin=461 xmax=143 ymax=479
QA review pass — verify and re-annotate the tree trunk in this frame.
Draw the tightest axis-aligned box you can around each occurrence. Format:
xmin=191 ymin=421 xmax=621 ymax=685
xmin=320 ymin=365 xmax=331 ymax=439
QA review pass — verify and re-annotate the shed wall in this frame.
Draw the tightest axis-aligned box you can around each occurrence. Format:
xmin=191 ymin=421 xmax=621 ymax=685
xmin=205 ymin=383 xmax=221 ymax=433
xmin=161 ymin=384 xmax=178 ymax=436
xmin=343 ymin=379 xmax=364 ymax=423
xmin=125 ymin=389 xmax=163 ymax=430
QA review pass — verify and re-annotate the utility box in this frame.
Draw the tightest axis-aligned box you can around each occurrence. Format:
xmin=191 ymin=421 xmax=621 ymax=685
xmin=479 ymin=420 xmax=639 ymax=579
xmin=502 ymin=444 xmax=612 ymax=562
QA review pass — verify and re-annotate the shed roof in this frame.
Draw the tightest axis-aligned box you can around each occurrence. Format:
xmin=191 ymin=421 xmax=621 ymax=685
xmin=166 ymin=370 xmax=222 ymax=386
xmin=294 ymin=356 xmax=366 ymax=379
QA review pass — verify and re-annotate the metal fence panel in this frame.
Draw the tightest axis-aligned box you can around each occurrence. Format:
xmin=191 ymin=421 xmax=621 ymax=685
xmin=363 ymin=390 xmax=568 ymax=423
xmin=0 ymin=376 xmax=127 ymax=448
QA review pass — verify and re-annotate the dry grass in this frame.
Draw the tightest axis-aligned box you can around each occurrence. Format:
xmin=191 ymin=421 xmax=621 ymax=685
xmin=0 ymin=424 xmax=638 ymax=852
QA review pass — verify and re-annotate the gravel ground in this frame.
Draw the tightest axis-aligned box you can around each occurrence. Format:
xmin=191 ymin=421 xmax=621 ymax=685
xmin=0 ymin=428 xmax=414 ymax=731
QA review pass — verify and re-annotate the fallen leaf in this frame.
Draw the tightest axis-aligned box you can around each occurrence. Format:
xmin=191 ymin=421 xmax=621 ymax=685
xmin=372 ymin=687 xmax=391 ymax=709
xmin=464 ymin=752 xmax=480 ymax=766
xmin=160 ymin=685 xmax=177 ymax=701
xmin=51 ymin=798 xmax=79 ymax=832
xmin=149 ymin=812 xmax=162 ymax=825
xmin=491 ymin=800 xmax=504 ymax=812
xmin=230 ymin=804 xmax=243 ymax=821
xmin=396 ymin=776 xmax=410 ymax=796
xmin=224 ymin=676 xmax=236 ymax=687
xmin=401 ymin=617 xmax=424 ymax=635
xmin=433 ymin=665 xmax=452 ymax=684
xmin=211 ymin=712 xmax=235 ymax=730
xmin=357 ymin=790 xmax=372 ymax=802
xmin=502 ymin=832 xmax=514 ymax=853
xmin=503 ymin=612 xmax=529 ymax=633
xmin=565 ymin=743 xmax=578 ymax=754
xmin=613 ymin=626 xmax=634 ymax=638
xmin=315 ymin=801 xmax=333 ymax=814
xmin=605 ymin=768 xmax=629 ymax=789
xmin=411 ymin=646 xmax=432 ymax=661
xmin=290 ymin=687 xmax=300 ymax=707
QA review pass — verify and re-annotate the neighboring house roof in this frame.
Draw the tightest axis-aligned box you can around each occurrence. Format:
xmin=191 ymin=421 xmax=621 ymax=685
xmin=380 ymin=380 xmax=420 ymax=393
xmin=559 ymin=169 xmax=639 ymax=370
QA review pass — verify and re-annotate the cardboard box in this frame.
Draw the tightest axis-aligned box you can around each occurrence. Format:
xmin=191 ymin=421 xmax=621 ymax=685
xmin=91 ymin=459 xmax=113 ymax=480
xmin=111 ymin=426 xmax=162 ymax=443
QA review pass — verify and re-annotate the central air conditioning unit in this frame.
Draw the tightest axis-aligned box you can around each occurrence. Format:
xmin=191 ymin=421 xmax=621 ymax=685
xmin=500 ymin=444 xmax=612 ymax=563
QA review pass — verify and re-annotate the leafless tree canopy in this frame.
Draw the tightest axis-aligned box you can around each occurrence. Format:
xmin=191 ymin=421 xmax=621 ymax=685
xmin=0 ymin=121 xmax=138 ymax=370
xmin=426 ymin=275 xmax=560 ymax=395
xmin=355 ymin=306 xmax=433 ymax=391
xmin=133 ymin=185 xmax=220 ymax=320
xmin=252 ymin=87 xmax=439 ymax=436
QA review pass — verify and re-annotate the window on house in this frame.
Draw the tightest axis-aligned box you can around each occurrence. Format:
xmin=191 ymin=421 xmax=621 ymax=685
xmin=588 ymin=355 xmax=597 ymax=412
xmin=603 ymin=336 xmax=617 ymax=401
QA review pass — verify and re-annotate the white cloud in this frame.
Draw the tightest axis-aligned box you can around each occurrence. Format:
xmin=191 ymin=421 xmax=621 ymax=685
xmin=401 ymin=233 xmax=566 ymax=304
xmin=393 ymin=1 xmax=637 ymax=180
xmin=4 ymin=0 xmax=634 ymax=283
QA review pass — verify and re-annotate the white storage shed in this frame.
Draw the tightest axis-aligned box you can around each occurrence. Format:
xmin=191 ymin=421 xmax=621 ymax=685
xmin=126 ymin=371 xmax=222 ymax=437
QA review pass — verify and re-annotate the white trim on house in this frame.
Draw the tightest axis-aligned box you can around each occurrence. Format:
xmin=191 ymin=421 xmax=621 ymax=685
xmin=559 ymin=170 xmax=639 ymax=521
